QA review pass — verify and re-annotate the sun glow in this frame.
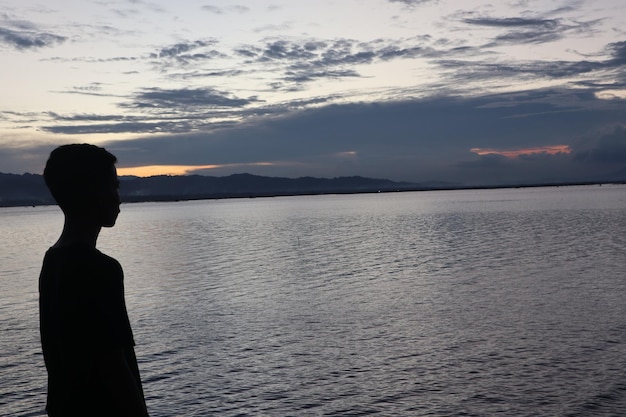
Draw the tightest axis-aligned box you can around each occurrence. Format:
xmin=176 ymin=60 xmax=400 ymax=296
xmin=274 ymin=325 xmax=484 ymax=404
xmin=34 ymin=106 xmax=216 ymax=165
xmin=470 ymin=145 xmax=572 ymax=158
xmin=117 ymin=165 xmax=221 ymax=177
xmin=117 ymin=163 xmax=276 ymax=177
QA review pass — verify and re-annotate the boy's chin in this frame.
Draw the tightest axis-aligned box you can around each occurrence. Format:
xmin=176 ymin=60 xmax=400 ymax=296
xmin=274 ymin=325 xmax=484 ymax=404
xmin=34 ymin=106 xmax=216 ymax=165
xmin=101 ymin=214 xmax=119 ymax=228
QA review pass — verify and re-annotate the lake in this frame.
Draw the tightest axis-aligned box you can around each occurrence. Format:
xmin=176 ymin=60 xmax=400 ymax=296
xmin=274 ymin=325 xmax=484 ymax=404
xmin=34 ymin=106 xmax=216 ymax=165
xmin=2 ymin=185 xmax=626 ymax=416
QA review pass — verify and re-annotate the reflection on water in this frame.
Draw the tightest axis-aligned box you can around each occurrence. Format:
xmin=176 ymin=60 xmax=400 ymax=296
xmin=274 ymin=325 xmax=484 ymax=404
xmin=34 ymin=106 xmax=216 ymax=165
xmin=2 ymin=185 xmax=626 ymax=416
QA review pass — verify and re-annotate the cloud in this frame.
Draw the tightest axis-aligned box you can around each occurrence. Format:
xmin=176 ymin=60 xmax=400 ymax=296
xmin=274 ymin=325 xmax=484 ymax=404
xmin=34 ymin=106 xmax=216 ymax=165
xmin=46 ymin=112 xmax=124 ymax=122
xmin=460 ymin=15 xmax=601 ymax=47
xmin=260 ymin=39 xmax=321 ymax=61
xmin=42 ymin=55 xmax=139 ymax=64
xmin=41 ymin=118 xmax=242 ymax=135
xmin=152 ymin=39 xmax=217 ymax=58
xmin=574 ymin=126 xmax=626 ymax=164
xmin=167 ymin=69 xmax=245 ymax=80
xmin=6 ymin=86 xmax=625 ymax=184
xmin=253 ymin=23 xmax=292 ymax=33
xmin=233 ymin=37 xmax=441 ymax=89
xmin=0 ymin=26 xmax=66 ymax=50
xmin=201 ymin=5 xmax=250 ymax=14
xmin=122 ymin=87 xmax=259 ymax=111
xmin=241 ymin=37 xmax=435 ymax=68
xmin=54 ymin=84 xmax=124 ymax=98
xmin=230 ymin=5 xmax=250 ymax=14
xmin=38 ymin=87 xmax=265 ymax=135
xmin=149 ymin=39 xmax=225 ymax=67
xmin=41 ymin=121 xmax=178 ymax=135
xmin=388 ymin=0 xmax=436 ymax=7
xmin=437 ymin=36 xmax=626 ymax=87
xmin=82 ymin=87 xmax=623 ymax=183
xmin=201 ymin=5 xmax=222 ymax=14
xmin=438 ymin=58 xmax=603 ymax=84
xmin=463 ymin=17 xmax=560 ymax=28
xmin=284 ymin=69 xmax=361 ymax=83
xmin=42 ymin=39 xmax=224 ymax=69
xmin=544 ymin=0 xmax=586 ymax=16
xmin=454 ymin=152 xmax=582 ymax=185
xmin=19 ymin=32 xmax=626 ymax=140
xmin=607 ymin=41 xmax=626 ymax=65
xmin=471 ymin=145 xmax=572 ymax=158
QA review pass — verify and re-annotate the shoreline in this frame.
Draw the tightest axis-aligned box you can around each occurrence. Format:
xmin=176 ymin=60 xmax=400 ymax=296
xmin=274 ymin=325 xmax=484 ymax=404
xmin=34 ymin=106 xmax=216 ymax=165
xmin=2 ymin=180 xmax=624 ymax=208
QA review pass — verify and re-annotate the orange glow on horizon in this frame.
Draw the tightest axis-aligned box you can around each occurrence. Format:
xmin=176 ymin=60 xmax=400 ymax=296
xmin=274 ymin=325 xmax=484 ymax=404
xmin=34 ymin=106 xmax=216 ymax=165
xmin=470 ymin=145 xmax=572 ymax=158
xmin=117 ymin=165 xmax=220 ymax=177
xmin=117 ymin=163 xmax=276 ymax=177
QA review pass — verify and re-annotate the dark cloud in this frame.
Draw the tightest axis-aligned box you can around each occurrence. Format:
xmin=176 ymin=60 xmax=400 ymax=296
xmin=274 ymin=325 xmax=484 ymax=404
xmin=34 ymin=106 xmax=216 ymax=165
xmin=438 ymin=36 xmax=626 ymax=86
xmin=85 ymin=87 xmax=625 ymax=184
xmin=167 ymin=69 xmax=245 ymax=80
xmin=233 ymin=37 xmax=439 ymax=88
xmin=573 ymin=126 xmax=626 ymax=165
xmin=42 ymin=122 xmax=178 ymax=135
xmin=39 ymin=86 xmax=268 ymax=135
xmin=8 ymin=86 xmax=625 ymax=184
xmin=40 ymin=112 xmax=168 ymax=134
xmin=44 ymin=40 xmax=222 ymax=68
xmin=122 ymin=87 xmax=259 ymax=111
xmin=152 ymin=39 xmax=217 ymax=58
xmin=138 ymin=30 xmax=621 ymax=93
xmin=149 ymin=39 xmax=225 ymax=66
xmin=463 ymin=17 xmax=560 ymax=28
xmin=379 ymin=45 xmax=427 ymax=60
xmin=46 ymin=112 xmax=122 ymax=122
xmin=544 ymin=0 xmax=586 ymax=16
xmin=461 ymin=15 xmax=601 ymax=47
xmin=607 ymin=41 xmax=626 ymax=65
xmin=284 ymin=69 xmax=361 ymax=83
xmin=55 ymin=84 xmax=123 ymax=98
xmin=453 ymin=152 xmax=581 ymax=185
xmin=40 ymin=109 xmax=246 ymax=134
xmin=260 ymin=40 xmax=319 ymax=61
xmin=0 ymin=26 xmax=66 ymax=50
xmin=439 ymin=58 xmax=603 ymax=83
xmin=235 ymin=46 xmax=261 ymax=58
xmin=42 ymin=55 xmax=138 ymax=64
xmin=243 ymin=38 xmax=425 ymax=66
xmin=491 ymin=30 xmax=560 ymax=45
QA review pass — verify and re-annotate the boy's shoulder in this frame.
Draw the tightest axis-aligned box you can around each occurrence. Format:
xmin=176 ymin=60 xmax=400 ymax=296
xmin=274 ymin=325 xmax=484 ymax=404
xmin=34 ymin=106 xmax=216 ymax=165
xmin=44 ymin=244 xmax=121 ymax=277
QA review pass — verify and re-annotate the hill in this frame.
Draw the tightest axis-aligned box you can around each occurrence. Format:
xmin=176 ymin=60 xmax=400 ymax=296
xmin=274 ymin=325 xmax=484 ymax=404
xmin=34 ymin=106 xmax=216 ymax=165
xmin=0 ymin=172 xmax=416 ymax=207
xmin=3 ymin=170 xmax=624 ymax=207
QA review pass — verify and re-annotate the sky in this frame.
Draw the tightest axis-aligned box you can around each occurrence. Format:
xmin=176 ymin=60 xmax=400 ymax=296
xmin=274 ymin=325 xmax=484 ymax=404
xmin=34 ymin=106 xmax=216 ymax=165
xmin=1 ymin=0 xmax=625 ymax=185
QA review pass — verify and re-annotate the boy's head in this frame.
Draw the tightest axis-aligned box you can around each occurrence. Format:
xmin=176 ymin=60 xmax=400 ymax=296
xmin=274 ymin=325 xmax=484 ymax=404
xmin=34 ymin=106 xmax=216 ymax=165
xmin=44 ymin=144 xmax=120 ymax=226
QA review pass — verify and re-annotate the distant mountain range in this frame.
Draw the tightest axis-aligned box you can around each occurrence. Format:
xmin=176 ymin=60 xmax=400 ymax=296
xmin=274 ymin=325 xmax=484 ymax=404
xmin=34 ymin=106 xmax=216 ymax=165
xmin=0 ymin=172 xmax=418 ymax=207
xmin=1 ymin=171 xmax=624 ymax=207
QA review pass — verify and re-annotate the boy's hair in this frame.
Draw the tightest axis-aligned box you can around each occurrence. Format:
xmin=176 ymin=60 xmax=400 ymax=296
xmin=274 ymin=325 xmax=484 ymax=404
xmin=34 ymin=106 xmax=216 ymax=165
xmin=44 ymin=144 xmax=118 ymax=215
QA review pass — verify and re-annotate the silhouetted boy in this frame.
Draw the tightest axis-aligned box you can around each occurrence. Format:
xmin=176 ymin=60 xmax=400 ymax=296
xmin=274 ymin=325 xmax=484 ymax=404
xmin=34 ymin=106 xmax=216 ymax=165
xmin=39 ymin=144 xmax=149 ymax=417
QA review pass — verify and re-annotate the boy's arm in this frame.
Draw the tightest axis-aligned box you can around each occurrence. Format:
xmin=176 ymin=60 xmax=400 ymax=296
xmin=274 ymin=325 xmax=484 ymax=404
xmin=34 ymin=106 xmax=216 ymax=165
xmin=96 ymin=348 xmax=150 ymax=417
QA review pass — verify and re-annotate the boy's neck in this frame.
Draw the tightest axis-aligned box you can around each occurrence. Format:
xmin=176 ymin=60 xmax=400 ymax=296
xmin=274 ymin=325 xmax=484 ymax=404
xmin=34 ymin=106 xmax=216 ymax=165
xmin=52 ymin=215 xmax=102 ymax=249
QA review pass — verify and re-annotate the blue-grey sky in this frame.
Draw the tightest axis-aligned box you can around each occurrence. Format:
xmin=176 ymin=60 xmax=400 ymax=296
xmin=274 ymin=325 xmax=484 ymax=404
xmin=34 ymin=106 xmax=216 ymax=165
xmin=1 ymin=0 xmax=625 ymax=185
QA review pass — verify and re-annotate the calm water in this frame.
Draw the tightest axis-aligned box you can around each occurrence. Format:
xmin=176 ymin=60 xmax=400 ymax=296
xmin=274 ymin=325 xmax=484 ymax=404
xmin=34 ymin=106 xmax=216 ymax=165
xmin=2 ymin=185 xmax=626 ymax=416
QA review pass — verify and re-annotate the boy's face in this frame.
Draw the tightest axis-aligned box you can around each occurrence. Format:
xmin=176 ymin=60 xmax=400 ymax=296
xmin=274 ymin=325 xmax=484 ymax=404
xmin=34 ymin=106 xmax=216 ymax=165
xmin=97 ymin=165 xmax=121 ymax=227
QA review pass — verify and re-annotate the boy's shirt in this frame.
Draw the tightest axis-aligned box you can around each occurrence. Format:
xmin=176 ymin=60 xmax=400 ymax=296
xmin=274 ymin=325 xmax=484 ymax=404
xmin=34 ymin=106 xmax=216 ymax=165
xmin=39 ymin=243 xmax=145 ymax=416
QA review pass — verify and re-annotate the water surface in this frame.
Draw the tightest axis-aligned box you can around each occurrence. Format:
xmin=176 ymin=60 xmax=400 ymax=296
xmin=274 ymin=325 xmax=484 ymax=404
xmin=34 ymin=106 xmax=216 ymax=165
xmin=2 ymin=185 xmax=626 ymax=416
